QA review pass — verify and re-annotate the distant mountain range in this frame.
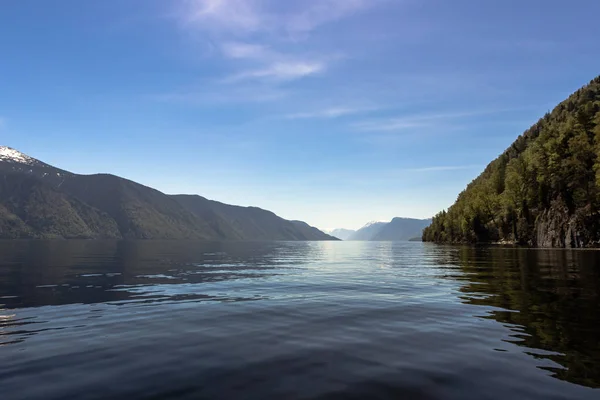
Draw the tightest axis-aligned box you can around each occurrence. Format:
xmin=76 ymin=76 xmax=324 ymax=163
xmin=0 ymin=146 xmax=337 ymax=241
xmin=328 ymin=228 xmax=356 ymax=240
xmin=330 ymin=218 xmax=432 ymax=241
xmin=347 ymin=221 xmax=388 ymax=241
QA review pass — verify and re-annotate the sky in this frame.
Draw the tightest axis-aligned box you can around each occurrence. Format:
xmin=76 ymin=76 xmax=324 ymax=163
xmin=1 ymin=0 xmax=599 ymax=231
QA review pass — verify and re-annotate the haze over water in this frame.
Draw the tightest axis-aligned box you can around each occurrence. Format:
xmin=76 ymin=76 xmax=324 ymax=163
xmin=1 ymin=241 xmax=599 ymax=399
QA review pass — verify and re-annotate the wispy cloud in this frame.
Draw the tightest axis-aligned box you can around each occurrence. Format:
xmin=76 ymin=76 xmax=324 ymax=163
xmin=353 ymin=108 xmax=520 ymax=132
xmin=184 ymin=0 xmax=263 ymax=33
xmin=284 ymin=106 xmax=377 ymax=119
xmin=182 ymin=0 xmax=374 ymax=37
xmin=154 ymin=84 xmax=288 ymax=104
xmin=354 ymin=120 xmax=429 ymax=132
xmin=220 ymin=41 xmax=270 ymax=59
xmin=223 ymin=61 xmax=325 ymax=83
xmin=291 ymin=165 xmax=482 ymax=188
xmin=218 ymin=41 xmax=329 ymax=82
xmin=401 ymin=165 xmax=480 ymax=173
xmin=282 ymin=0 xmax=373 ymax=37
xmin=177 ymin=1 xmax=379 ymax=85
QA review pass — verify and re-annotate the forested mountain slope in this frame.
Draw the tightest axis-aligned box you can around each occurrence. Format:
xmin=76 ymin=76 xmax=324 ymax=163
xmin=60 ymin=175 xmax=220 ymax=240
xmin=0 ymin=147 xmax=336 ymax=241
xmin=172 ymin=195 xmax=337 ymax=241
xmin=423 ymin=76 xmax=600 ymax=247
xmin=0 ymin=173 xmax=120 ymax=239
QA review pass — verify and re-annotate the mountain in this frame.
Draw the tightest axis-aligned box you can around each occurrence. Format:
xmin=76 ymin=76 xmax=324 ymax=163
xmin=423 ymin=76 xmax=600 ymax=248
xmin=347 ymin=221 xmax=387 ymax=241
xmin=172 ymin=195 xmax=336 ymax=241
xmin=371 ymin=218 xmax=432 ymax=241
xmin=0 ymin=173 xmax=120 ymax=239
xmin=0 ymin=146 xmax=337 ymax=241
xmin=60 ymin=174 xmax=219 ymax=240
xmin=328 ymin=228 xmax=356 ymax=240
xmin=0 ymin=146 xmax=70 ymax=186
xmin=346 ymin=218 xmax=431 ymax=241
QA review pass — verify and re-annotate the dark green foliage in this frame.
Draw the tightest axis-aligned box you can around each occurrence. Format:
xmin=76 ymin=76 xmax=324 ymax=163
xmin=423 ymin=76 xmax=600 ymax=247
xmin=60 ymin=175 xmax=219 ymax=240
xmin=0 ymin=173 xmax=120 ymax=239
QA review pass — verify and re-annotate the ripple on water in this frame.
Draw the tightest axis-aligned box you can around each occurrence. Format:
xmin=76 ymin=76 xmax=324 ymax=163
xmin=0 ymin=241 xmax=599 ymax=399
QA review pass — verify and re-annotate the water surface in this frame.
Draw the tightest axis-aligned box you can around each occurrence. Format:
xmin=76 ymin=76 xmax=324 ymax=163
xmin=1 ymin=241 xmax=599 ymax=399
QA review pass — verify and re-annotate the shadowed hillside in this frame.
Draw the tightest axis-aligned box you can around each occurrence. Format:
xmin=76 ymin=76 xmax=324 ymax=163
xmin=0 ymin=147 xmax=337 ymax=241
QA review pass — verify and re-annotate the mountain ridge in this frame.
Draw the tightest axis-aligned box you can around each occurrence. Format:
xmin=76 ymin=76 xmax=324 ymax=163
xmin=371 ymin=217 xmax=432 ymax=241
xmin=0 ymin=147 xmax=337 ymax=241
xmin=331 ymin=218 xmax=431 ymax=241
xmin=347 ymin=221 xmax=388 ymax=241
xmin=328 ymin=228 xmax=356 ymax=240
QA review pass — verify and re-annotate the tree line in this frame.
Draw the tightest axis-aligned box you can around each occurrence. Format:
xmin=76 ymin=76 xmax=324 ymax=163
xmin=423 ymin=76 xmax=600 ymax=246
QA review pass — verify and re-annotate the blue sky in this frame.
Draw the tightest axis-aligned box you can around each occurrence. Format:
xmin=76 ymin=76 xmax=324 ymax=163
xmin=1 ymin=0 xmax=599 ymax=231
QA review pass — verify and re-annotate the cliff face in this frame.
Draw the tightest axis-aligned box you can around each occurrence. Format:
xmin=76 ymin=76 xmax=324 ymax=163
xmin=423 ymin=76 xmax=600 ymax=248
xmin=534 ymin=201 xmax=599 ymax=248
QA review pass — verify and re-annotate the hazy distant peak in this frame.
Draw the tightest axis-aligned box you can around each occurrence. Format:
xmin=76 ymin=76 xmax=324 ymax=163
xmin=348 ymin=217 xmax=432 ymax=241
xmin=328 ymin=228 xmax=356 ymax=240
xmin=362 ymin=220 xmax=387 ymax=228
xmin=347 ymin=221 xmax=387 ymax=240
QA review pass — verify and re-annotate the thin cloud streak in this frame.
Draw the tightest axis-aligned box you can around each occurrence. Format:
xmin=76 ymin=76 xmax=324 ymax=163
xmin=222 ymin=61 xmax=325 ymax=83
xmin=184 ymin=0 xmax=263 ymax=33
xmin=220 ymin=42 xmax=270 ymax=59
xmin=154 ymin=85 xmax=288 ymax=104
xmin=401 ymin=165 xmax=481 ymax=172
xmin=283 ymin=0 xmax=373 ymax=37
xmin=284 ymin=107 xmax=377 ymax=119
xmin=218 ymin=41 xmax=332 ymax=83
xmin=354 ymin=120 xmax=430 ymax=132
xmin=286 ymin=165 xmax=483 ymax=190
xmin=353 ymin=108 xmax=524 ymax=132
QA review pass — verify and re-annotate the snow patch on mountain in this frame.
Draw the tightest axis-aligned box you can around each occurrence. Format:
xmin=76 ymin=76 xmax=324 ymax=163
xmin=0 ymin=146 xmax=37 ymax=165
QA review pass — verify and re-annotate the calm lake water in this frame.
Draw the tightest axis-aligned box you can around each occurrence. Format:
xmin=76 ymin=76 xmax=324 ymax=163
xmin=1 ymin=241 xmax=599 ymax=399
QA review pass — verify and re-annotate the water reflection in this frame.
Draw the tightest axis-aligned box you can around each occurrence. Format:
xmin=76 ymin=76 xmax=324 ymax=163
xmin=1 ymin=240 xmax=600 ymax=397
xmin=0 ymin=240 xmax=319 ymax=309
xmin=449 ymin=247 xmax=600 ymax=388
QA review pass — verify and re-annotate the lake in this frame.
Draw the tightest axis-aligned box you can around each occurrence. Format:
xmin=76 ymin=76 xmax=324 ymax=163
xmin=1 ymin=240 xmax=599 ymax=399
